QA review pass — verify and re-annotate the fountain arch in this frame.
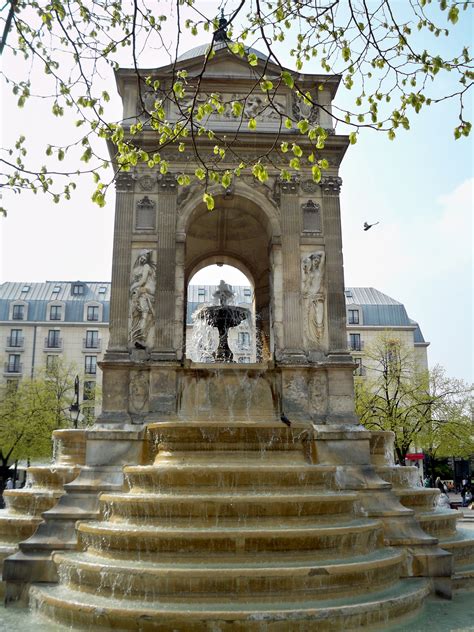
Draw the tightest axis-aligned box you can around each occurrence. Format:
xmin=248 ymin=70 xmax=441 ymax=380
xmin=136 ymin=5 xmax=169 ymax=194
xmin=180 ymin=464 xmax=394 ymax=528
xmin=179 ymin=190 xmax=280 ymax=360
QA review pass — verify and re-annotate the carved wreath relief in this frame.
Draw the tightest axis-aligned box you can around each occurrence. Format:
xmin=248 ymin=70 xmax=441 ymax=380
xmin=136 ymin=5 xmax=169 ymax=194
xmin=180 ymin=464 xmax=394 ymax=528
xmin=129 ymin=250 xmax=156 ymax=350
xmin=301 ymin=251 xmax=326 ymax=345
xmin=129 ymin=370 xmax=149 ymax=414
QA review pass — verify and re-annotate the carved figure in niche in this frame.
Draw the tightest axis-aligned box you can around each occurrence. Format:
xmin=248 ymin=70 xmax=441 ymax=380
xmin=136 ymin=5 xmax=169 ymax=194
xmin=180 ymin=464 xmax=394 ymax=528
xmin=129 ymin=250 xmax=156 ymax=349
xmin=129 ymin=371 xmax=149 ymax=414
xmin=302 ymin=251 xmax=326 ymax=344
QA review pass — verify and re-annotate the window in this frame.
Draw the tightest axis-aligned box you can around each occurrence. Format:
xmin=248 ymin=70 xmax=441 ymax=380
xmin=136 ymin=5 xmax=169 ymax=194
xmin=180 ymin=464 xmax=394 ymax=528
xmin=198 ymin=288 xmax=206 ymax=302
xmin=98 ymin=286 xmax=107 ymax=294
xmin=50 ymin=305 xmax=62 ymax=320
xmin=12 ymin=304 xmax=24 ymax=320
xmin=46 ymin=355 xmax=58 ymax=371
xmin=348 ymin=309 xmax=360 ymax=325
xmin=21 ymin=285 xmax=30 ymax=293
xmin=87 ymin=306 xmax=99 ymax=321
xmin=52 ymin=285 xmax=61 ymax=293
xmin=238 ymin=332 xmax=250 ymax=348
xmin=349 ymin=333 xmax=361 ymax=351
xmin=238 ymin=356 xmax=251 ymax=363
xmin=47 ymin=330 xmax=61 ymax=348
xmin=244 ymin=288 xmax=252 ymax=298
xmin=7 ymin=354 xmax=21 ymax=373
xmin=9 ymin=329 xmax=23 ymax=347
xmin=353 ymin=358 xmax=364 ymax=376
xmin=85 ymin=356 xmax=97 ymax=375
xmin=72 ymin=283 xmax=85 ymax=295
xmin=83 ymin=380 xmax=96 ymax=401
xmin=85 ymin=330 xmax=99 ymax=349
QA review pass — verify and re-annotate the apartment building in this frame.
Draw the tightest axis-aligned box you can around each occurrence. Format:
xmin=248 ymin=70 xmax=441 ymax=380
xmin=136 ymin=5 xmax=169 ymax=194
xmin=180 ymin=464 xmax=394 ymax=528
xmin=0 ymin=282 xmax=110 ymax=413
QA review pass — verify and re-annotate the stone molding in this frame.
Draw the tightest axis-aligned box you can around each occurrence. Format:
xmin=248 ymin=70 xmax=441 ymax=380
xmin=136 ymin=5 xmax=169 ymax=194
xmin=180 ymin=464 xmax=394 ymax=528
xmin=320 ymin=176 xmax=342 ymax=195
xmin=115 ymin=171 xmax=136 ymax=192
xmin=159 ymin=173 xmax=177 ymax=191
xmin=279 ymin=176 xmax=300 ymax=194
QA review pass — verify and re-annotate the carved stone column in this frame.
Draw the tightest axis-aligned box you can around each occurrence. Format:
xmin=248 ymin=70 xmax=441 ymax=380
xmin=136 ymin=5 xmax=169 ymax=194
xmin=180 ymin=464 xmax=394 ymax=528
xmin=107 ymin=172 xmax=135 ymax=354
xmin=278 ymin=177 xmax=306 ymax=362
xmin=320 ymin=176 xmax=348 ymax=353
xmin=152 ymin=173 xmax=178 ymax=361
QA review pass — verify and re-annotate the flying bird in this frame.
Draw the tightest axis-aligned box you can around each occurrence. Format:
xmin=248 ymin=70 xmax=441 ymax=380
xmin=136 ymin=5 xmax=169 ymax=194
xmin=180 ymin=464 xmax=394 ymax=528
xmin=363 ymin=221 xmax=379 ymax=231
xmin=280 ymin=413 xmax=291 ymax=427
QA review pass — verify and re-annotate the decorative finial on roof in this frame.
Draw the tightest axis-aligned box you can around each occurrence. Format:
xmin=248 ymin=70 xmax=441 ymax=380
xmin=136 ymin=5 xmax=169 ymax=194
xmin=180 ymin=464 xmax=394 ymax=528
xmin=214 ymin=10 xmax=229 ymax=42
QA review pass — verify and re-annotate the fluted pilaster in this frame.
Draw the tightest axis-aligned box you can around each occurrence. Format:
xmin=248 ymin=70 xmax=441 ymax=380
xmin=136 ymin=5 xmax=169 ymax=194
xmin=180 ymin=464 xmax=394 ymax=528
xmin=108 ymin=173 xmax=135 ymax=351
xmin=320 ymin=176 xmax=347 ymax=352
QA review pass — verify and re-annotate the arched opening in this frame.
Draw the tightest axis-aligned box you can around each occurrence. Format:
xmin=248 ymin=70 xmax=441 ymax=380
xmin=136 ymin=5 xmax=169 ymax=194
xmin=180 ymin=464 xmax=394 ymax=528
xmin=181 ymin=192 xmax=279 ymax=363
xmin=185 ymin=264 xmax=256 ymax=363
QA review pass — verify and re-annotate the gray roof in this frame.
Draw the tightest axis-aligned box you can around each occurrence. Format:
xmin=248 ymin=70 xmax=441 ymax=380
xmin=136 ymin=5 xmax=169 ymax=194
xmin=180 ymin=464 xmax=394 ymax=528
xmin=346 ymin=287 xmax=426 ymax=342
xmin=177 ymin=40 xmax=268 ymax=63
xmin=0 ymin=282 xmax=110 ymax=323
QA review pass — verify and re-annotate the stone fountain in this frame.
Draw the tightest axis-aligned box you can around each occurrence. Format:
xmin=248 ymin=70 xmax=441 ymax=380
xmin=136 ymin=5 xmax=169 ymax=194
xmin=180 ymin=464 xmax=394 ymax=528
xmin=2 ymin=27 xmax=473 ymax=632
xmin=194 ymin=280 xmax=250 ymax=362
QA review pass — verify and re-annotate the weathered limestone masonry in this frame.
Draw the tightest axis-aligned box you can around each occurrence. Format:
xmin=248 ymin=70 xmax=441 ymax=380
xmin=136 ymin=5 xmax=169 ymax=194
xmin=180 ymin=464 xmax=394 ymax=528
xmin=3 ymin=35 xmax=473 ymax=630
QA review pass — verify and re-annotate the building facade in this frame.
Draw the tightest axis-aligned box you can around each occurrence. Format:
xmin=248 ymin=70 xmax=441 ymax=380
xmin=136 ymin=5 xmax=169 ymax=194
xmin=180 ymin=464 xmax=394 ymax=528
xmin=0 ymin=281 xmax=110 ymax=414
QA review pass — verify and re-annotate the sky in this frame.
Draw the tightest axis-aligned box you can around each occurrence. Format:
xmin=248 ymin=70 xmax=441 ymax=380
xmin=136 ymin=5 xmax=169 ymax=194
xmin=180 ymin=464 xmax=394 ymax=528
xmin=0 ymin=1 xmax=472 ymax=382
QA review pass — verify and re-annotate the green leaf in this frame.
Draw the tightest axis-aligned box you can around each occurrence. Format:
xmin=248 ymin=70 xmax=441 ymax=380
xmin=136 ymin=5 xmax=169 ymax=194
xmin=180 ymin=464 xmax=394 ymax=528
xmin=195 ymin=167 xmax=205 ymax=180
xmin=281 ymin=71 xmax=294 ymax=88
xmin=203 ymin=192 xmax=215 ymax=210
xmin=311 ymin=165 xmax=322 ymax=182
xmin=232 ymin=101 xmax=243 ymax=117
xmin=248 ymin=53 xmax=258 ymax=66
xmin=248 ymin=118 xmax=257 ymax=130
xmin=349 ymin=132 xmax=358 ymax=145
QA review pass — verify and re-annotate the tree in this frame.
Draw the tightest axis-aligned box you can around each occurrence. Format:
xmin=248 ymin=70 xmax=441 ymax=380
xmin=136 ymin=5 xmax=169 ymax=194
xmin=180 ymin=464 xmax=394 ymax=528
xmin=0 ymin=360 xmax=97 ymax=484
xmin=1 ymin=0 xmax=472 ymax=214
xmin=354 ymin=334 xmax=473 ymax=465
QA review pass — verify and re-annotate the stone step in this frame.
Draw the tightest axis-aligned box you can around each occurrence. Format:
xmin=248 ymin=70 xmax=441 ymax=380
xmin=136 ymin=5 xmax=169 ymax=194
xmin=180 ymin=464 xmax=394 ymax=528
xmin=54 ymin=548 xmax=404 ymax=602
xmin=394 ymin=488 xmax=439 ymax=511
xmin=439 ymin=527 xmax=474 ymax=566
xmin=29 ymin=578 xmax=430 ymax=631
xmin=124 ymin=463 xmax=337 ymax=491
xmin=375 ymin=465 xmax=420 ymax=489
xmin=0 ymin=515 xmax=43 ymax=542
xmin=453 ymin=563 xmax=474 ymax=591
xmin=100 ymin=490 xmax=358 ymax=521
xmin=416 ymin=510 xmax=459 ymax=538
xmin=3 ymin=489 xmax=64 ymax=516
xmin=77 ymin=518 xmax=384 ymax=557
xmin=147 ymin=421 xmax=313 ymax=456
xmin=25 ymin=465 xmax=81 ymax=489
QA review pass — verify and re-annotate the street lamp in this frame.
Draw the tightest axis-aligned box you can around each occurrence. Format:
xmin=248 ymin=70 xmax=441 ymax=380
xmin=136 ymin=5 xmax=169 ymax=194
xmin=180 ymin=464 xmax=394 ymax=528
xmin=68 ymin=375 xmax=80 ymax=429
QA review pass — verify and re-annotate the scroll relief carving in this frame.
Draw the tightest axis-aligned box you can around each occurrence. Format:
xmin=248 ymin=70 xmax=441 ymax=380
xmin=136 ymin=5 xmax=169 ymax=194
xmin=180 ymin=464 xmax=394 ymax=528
xmin=301 ymin=251 xmax=326 ymax=345
xmin=129 ymin=250 xmax=156 ymax=350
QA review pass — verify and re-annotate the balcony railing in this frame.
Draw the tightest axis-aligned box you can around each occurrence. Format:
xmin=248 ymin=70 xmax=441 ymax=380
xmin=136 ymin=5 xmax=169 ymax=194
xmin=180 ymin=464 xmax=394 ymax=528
xmin=4 ymin=362 xmax=22 ymax=374
xmin=84 ymin=365 xmax=97 ymax=375
xmin=6 ymin=336 xmax=24 ymax=349
xmin=82 ymin=338 xmax=102 ymax=351
xmin=44 ymin=337 xmax=63 ymax=350
xmin=349 ymin=340 xmax=364 ymax=351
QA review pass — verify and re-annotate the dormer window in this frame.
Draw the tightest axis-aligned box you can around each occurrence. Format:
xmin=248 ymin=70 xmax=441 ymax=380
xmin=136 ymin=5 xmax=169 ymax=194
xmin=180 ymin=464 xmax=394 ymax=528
xmin=12 ymin=304 xmax=25 ymax=320
xmin=98 ymin=286 xmax=107 ymax=294
xmin=21 ymin=285 xmax=30 ymax=293
xmin=72 ymin=283 xmax=85 ymax=296
xmin=348 ymin=309 xmax=359 ymax=325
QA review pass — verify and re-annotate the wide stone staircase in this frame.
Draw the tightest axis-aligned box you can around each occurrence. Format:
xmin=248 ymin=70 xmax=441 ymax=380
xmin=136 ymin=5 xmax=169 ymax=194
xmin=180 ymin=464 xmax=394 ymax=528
xmin=30 ymin=421 xmax=429 ymax=631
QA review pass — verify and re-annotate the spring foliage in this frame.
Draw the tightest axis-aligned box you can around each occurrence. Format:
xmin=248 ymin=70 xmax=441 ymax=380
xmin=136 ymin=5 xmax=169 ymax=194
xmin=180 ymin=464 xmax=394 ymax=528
xmin=1 ymin=0 xmax=472 ymax=215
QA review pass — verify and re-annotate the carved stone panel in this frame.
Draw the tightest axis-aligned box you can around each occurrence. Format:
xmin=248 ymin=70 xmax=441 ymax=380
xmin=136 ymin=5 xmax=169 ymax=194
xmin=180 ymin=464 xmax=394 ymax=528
xmin=302 ymin=200 xmax=322 ymax=234
xmin=135 ymin=196 xmax=156 ymax=230
xmin=301 ymin=251 xmax=326 ymax=346
xmin=129 ymin=370 xmax=150 ymax=415
xmin=129 ymin=250 xmax=156 ymax=350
